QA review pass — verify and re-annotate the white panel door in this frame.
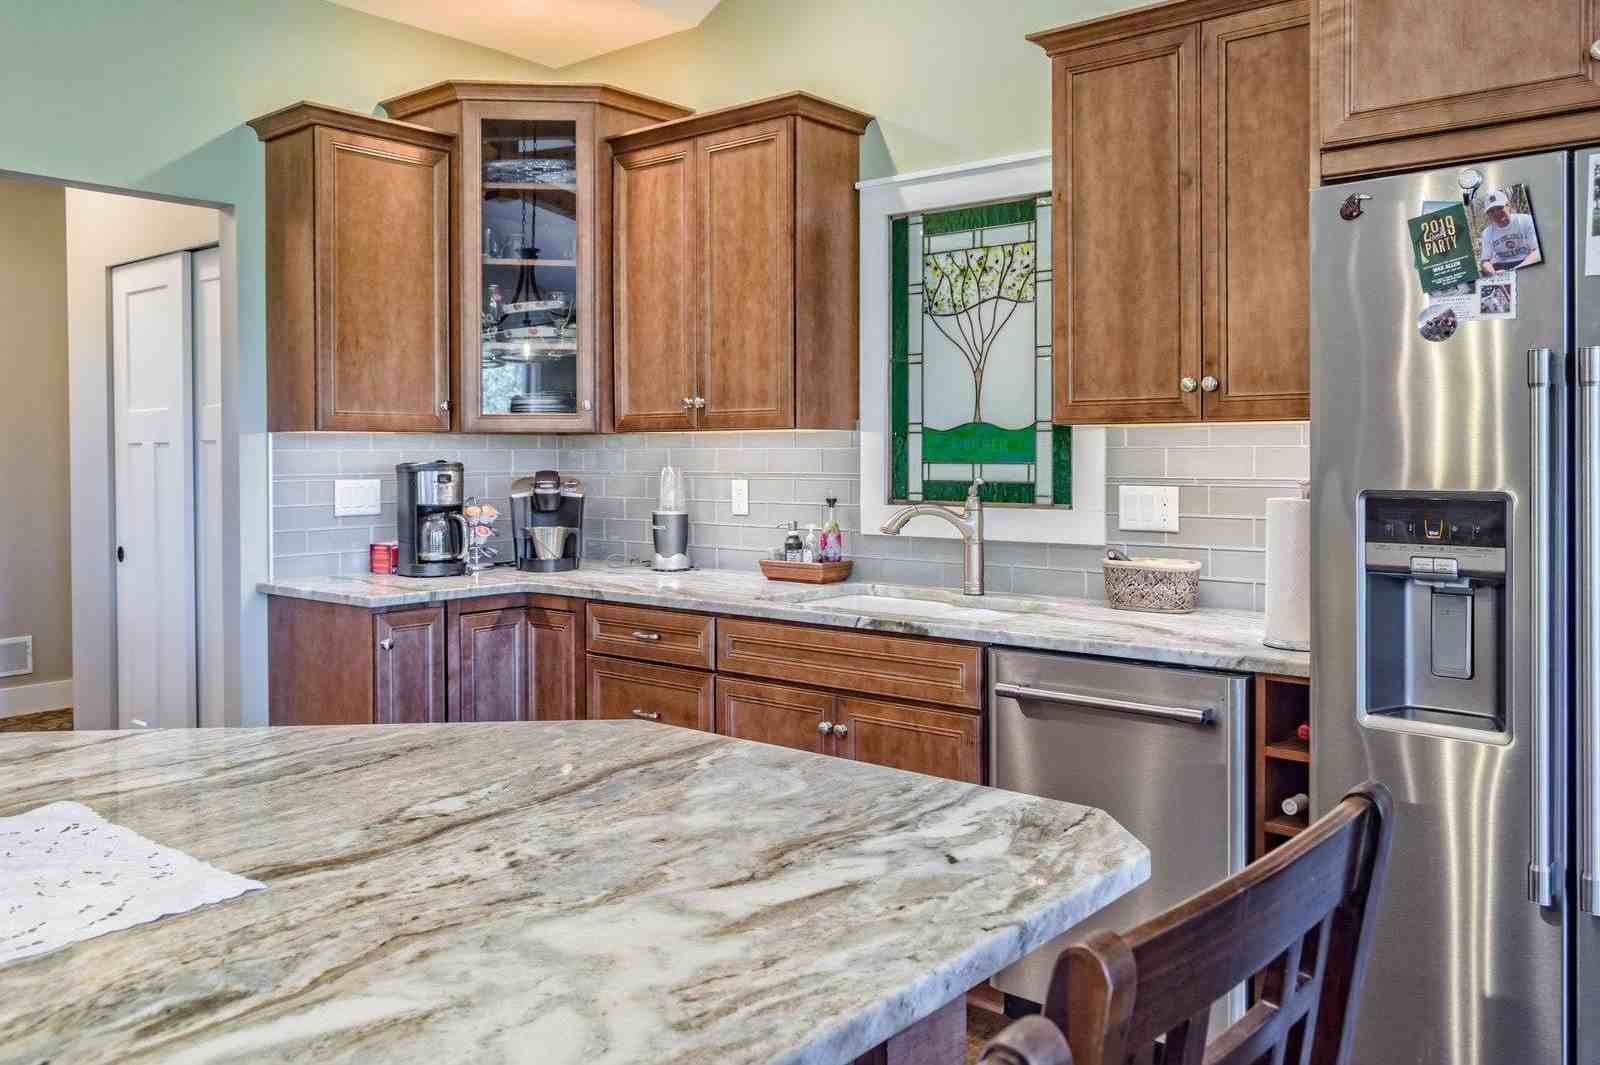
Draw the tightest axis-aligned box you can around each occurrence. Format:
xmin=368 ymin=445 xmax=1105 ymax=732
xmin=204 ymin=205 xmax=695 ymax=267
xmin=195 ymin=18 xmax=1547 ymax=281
xmin=112 ymin=253 xmax=196 ymax=730
xmin=192 ymin=247 xmax=224 ymax=728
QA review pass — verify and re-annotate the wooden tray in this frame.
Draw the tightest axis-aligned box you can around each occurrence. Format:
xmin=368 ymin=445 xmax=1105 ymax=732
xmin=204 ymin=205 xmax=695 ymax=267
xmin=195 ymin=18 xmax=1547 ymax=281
xmin=758 ymin=559 xmax=853 ymax=584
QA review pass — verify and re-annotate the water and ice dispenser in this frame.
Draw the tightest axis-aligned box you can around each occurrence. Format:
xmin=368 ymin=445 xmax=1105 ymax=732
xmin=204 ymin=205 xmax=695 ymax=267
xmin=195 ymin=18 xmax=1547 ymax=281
xmin=1360 ymin=493 xmax=1509 ymax=736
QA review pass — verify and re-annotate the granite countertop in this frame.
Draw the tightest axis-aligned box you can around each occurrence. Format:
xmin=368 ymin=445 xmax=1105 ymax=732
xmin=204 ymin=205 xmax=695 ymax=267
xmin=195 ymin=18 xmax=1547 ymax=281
xmin=0 ymin=723 xmax=1148 ymax=1064
xmin=258 ymin=567 xmax=1311 ymax=678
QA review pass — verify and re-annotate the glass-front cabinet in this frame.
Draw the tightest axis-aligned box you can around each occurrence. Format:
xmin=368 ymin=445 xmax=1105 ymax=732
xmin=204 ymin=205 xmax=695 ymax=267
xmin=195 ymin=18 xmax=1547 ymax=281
xmin=381 ymin=83 xmax=690 ymax=432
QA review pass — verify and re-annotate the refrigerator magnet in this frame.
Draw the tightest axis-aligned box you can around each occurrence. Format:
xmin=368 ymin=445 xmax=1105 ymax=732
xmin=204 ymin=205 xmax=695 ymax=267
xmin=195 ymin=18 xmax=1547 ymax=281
xmin=1408 ymin=203 xmax=1477 ymax=296
xmin=1586 ymin=154 xmax=1600 ymax=277
xmin=1417 ymin=303 xmax=1459 ymax=343
xmin=1475 ymin=271 xmax=1516 ymax=320
xmin=1474 ymin=183 xmax=1543 ymax=275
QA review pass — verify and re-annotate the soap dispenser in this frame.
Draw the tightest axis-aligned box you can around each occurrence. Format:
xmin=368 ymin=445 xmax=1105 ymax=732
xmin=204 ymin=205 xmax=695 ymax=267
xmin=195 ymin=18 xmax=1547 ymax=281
xmin=776 ymin=520 xmax=802 ymax=562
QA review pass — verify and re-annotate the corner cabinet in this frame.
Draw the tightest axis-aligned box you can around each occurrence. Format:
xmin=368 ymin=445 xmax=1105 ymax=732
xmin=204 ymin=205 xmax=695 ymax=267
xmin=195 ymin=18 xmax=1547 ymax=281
xmin=609 ymin=93 xmax=872 ymax=432
xmin=250 ymin=103 xmax=453 ymax=432
xmin=380 ymin=82 xmax=691 ymax=433
xmin=1031 ymin=0 xmax=1311 ymax=424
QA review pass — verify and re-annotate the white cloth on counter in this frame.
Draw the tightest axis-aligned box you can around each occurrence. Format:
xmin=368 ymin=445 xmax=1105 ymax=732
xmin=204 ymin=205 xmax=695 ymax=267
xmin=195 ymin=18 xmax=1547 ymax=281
xmin=0 ymin=800 xmax=264 ymax=965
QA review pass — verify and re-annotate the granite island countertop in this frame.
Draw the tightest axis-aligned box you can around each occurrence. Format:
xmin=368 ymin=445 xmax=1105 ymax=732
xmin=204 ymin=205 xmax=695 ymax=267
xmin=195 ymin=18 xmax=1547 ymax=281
xmin=259 ymin=566 xmax=1311 ymax=678
xmin=0 ymin=722 xmax=1147 ymax=1065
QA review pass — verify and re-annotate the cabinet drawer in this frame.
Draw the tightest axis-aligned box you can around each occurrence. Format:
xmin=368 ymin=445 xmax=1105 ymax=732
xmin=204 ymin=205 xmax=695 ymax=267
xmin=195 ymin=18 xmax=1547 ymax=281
xmin=587 ymin=603 xmax=715 ymax=669
xmin=835 ymin=696 xmax=981 ymax=784
xmin=587 ymin=655 xmax=714 ymax=732
xmin=716 ymin=619 xmax=982 ymax=710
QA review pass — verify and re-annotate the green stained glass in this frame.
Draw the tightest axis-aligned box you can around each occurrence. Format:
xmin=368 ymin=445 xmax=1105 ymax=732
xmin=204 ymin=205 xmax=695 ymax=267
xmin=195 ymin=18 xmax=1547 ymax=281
xmin=889 ymin=194 xmax=1069 ymax=508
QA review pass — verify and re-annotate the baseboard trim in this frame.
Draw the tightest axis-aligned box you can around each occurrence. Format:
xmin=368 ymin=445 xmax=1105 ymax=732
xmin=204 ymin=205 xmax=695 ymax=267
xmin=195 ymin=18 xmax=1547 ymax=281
xmin=0 ymin=678 xmax=74 ymax=719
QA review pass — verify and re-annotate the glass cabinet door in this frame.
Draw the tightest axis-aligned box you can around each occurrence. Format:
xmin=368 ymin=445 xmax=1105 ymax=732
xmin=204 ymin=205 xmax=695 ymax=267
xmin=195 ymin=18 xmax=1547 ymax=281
xmin=468 ymin=109 xmax=593 ymax=430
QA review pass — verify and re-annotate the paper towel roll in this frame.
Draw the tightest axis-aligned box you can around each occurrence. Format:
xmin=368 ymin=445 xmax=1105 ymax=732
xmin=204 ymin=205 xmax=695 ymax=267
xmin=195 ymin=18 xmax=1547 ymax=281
xmin=1264 ymin=496 xmax=1311 ymax=651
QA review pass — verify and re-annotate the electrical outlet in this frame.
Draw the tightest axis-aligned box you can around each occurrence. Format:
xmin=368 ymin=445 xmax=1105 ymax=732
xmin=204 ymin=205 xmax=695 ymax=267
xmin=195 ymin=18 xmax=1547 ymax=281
xmin=1118 ymin=485 xmax=1180 ymax=533
xmin=0 ymin=635 xmax=32 ymax=679
xmin=334 ymin=479 xmax=383 ymax=517
xmin=730 ymin=478 xmax=750 ymax=516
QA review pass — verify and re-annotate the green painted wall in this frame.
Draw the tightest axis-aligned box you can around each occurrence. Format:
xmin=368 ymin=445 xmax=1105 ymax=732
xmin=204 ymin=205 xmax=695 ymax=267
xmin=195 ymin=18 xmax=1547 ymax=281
xmin=560 ymin=0 xmax=1126 ymax=178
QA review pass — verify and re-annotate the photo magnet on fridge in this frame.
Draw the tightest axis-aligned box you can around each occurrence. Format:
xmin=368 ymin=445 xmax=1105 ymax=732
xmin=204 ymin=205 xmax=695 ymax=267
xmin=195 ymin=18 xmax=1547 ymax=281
xmin=1475 ymin=184 xmax=1542 ymax=275
xmin=1408 ymin=202 xmax=1477 ymax=295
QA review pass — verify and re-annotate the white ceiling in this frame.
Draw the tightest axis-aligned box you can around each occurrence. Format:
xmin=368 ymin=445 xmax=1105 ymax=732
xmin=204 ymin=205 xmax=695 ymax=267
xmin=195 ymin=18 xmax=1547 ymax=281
xmin=329 ymin=0 xmax=721 ymax=68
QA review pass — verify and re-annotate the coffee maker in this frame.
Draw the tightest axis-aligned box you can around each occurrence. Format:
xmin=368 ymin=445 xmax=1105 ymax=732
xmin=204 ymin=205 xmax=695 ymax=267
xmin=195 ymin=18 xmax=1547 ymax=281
xmin=396 ymin=460 xmax=468 ymax=577
xmin=511 ymin=471 xmax=584 ymax=572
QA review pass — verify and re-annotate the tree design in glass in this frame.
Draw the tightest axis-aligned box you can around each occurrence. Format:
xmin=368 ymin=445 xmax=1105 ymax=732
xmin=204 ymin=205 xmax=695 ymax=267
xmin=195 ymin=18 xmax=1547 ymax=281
xmin=890 ymin=195 xmax=1069 ymax=507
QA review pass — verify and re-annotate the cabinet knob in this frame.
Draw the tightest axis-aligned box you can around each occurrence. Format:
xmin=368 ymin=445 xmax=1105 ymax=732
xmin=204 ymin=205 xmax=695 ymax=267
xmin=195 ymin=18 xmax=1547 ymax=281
xmin=582 ymin=399 xmax=592 ymax=412
xmin=817 ymin=721 xmax=834 ymax=735
xmin=631 ymin=707 xmax=661 ymax=721
xmin=379 ymin=638 xmax=394 ymax=651
xmin=437 ymin=400 xmax=450 ymax=415
xmin=832 ymin=723 xmax=848 ymax=739
xmin=1200 ymin=375 xmax=1219 ymax=392
xmin=693 ymin=396 xmax=707 ymax=409
xmin=1180 ymin=377 xmax=1198 ymax=393
xmin=1590 ymin=39 xmax=1600 ymax=61
xmin=682 ymin=397 xmax=695 ymax=409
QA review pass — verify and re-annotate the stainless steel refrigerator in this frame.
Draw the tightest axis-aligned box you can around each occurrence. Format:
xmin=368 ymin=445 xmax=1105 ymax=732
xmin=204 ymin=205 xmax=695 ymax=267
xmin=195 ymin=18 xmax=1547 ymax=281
xmin=1312 ymin=150 xmax=1600 ymax=1065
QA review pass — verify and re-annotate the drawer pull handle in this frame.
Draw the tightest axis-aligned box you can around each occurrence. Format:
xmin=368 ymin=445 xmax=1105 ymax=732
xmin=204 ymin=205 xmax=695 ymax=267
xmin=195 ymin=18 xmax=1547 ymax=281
xmin=631 ymin=708 xmax=661 ymax=721
xmin=817 ymin=721 xmax=833 ymax=735
xmin=994 ymin=682 xmax=1213 ymax=725
xmin=631 ymin=630 xmax=661 ymax=642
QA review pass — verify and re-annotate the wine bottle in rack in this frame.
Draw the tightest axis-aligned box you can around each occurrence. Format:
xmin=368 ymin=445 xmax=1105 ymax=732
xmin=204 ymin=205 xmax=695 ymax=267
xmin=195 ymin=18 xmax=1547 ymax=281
xmin=1281 ymin=792 xmax=1310 ymax=817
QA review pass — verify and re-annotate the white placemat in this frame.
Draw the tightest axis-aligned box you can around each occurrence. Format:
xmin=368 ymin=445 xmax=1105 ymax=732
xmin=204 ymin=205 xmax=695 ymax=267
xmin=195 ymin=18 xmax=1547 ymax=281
xmin=1 ymin=800 xmax=265 ymax=965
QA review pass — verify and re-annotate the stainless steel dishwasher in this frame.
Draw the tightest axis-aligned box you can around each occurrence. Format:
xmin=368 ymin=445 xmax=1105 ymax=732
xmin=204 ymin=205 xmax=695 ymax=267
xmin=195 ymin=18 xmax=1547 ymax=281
xmin=988 ymin=648 xmax=1248 ymax=1022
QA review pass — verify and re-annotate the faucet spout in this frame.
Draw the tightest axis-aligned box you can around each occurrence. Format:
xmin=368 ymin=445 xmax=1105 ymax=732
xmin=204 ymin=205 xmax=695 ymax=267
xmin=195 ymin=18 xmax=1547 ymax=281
xmin=878 ymin=481 xmax=985 ymax=595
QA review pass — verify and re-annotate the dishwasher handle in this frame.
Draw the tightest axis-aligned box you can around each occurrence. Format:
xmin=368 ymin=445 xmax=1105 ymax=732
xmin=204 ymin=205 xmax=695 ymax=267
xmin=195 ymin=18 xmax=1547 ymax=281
xmin=993 ymin=682 xmax=1215 ymax=726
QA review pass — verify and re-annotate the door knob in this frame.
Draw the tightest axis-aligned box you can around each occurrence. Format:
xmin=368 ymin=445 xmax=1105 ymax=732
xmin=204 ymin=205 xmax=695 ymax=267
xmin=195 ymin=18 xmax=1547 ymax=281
xmin=1180 ymin=377 xmax=1198 ymax=393
xmin=379 ymin=638 xmax=394 ymax=651
xmin=817 ymin=721 xmax=834 ymax=735
xmin=1200 ymin=375 xmax=1219 ymax=392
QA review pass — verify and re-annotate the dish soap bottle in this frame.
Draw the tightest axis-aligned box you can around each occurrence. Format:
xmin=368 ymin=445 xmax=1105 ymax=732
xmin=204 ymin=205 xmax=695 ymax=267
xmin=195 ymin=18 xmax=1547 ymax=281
xmin=802 ymin=524 xmax=819 ymax=564
xmin=821 ymin=497 xmax=844 ymax=562
xmin=778 ymin=520 xmax=803 ymax=562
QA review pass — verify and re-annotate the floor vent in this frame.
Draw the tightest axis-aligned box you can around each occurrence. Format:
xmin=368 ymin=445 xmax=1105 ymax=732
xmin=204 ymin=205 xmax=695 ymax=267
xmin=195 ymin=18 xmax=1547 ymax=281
xmin=0 ymin=636 xmax=33 ymax=678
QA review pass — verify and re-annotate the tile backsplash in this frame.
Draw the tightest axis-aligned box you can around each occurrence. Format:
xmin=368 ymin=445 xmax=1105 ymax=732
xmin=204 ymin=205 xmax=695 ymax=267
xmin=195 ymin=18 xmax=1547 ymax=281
xmin=270 ymin=422 xmax=1308 ymax=610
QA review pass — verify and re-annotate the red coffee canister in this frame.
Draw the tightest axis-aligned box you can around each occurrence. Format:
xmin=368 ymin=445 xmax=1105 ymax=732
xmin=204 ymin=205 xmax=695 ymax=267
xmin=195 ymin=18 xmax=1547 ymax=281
xmin=370 ymin=542 xmax=397 ymax=574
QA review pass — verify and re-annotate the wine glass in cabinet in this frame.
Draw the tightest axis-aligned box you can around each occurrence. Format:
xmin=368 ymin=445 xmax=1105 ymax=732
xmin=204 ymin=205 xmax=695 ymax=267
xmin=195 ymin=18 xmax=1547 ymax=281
xmin=381 ymin=82 xmax=690 ymax=433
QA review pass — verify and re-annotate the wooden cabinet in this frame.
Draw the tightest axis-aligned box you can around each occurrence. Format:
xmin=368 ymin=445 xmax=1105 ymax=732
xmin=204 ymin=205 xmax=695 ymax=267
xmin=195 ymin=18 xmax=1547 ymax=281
xmin=716 ymin=677 xmax=832 ymax=755
xmin=375 ymin=607 xmax=447 ymax=724
xmin=455 ymin=609 xmax=527 ymax=722
xmin=1317 ymin=0 xmax=1600 ymax=177
xmin=526 ymin=604 xmax=583 ymax=721
xmin=586 ymin=603 xmax=715 ymax=669
xmin=1031 ymin=0 xmax=1310 ymax=424
xmin=833 ymin=697 xmax=981 ymax=784
xmin=609 ymin=93 xmax=872 ymax=432
xmin=587 ymin=655 xmax=715 ymax=731
xmin=250 ymin=103 xmax=453 ymax=433
xmin=380 ymin=83 xmax=690 ymax=433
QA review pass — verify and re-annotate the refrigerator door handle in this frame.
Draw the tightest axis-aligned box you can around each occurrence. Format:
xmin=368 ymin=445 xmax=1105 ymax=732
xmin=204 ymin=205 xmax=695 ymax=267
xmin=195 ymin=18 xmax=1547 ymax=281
xmin=1529 ymin=347 xmax=1557 ymax=908
xmin=1580 ymin=347 xmax=1600 ymax=917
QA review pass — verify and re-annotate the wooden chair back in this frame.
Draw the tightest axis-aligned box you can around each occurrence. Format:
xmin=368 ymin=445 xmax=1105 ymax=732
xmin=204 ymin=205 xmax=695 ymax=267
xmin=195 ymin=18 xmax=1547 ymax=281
xmin=981 ymin=783 xmax=1393 ymax=1065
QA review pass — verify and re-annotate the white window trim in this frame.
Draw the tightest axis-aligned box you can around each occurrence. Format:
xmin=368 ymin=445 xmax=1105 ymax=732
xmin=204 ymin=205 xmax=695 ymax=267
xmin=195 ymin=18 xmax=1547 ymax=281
xmin=857 ymin=151 xmax=1106 ymax=547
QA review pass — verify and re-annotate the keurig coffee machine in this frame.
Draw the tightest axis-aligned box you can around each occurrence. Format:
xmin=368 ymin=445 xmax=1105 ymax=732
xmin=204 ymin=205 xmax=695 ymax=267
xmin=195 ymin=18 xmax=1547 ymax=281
xmin=396 ymin=460 xmax=468 ymax=577
xmin=511 ymin=471 xmax=584 ymax=572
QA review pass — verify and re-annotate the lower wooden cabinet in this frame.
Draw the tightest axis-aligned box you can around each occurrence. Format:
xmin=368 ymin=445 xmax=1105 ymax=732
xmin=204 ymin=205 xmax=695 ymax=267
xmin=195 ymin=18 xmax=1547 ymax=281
xmin=527 ymin=606 xmax=582 ymax=722
xmin=834 ymin=696 xmax=980 ymax=784
xmin=716 ymin=676 xmax=832 ymax=755
xmin=587 ymin=655 xmax=714 ymax=731
xmin=374 ymin=607 xmax=447 ymax=725
xmin=456 ymin=609 xmax=528 ymax=722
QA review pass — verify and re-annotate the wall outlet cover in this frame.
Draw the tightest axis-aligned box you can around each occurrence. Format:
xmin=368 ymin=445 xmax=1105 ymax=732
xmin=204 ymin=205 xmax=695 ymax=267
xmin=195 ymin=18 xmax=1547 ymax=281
xmin=0 ymin=635 xmax=33 ymax=679
xmin=730 ymin=478 xmax=750 ymax=516
xmin=334 ymin=479 xmax=383 ymax=517
xmin=1118 ymin=485 xmax=1180 ymax=533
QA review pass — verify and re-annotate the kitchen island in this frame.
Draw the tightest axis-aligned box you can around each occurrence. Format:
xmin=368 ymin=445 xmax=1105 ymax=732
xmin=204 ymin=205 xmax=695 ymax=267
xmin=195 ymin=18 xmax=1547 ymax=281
xmin=0 ymin=722 xmax=1147 ymax=1064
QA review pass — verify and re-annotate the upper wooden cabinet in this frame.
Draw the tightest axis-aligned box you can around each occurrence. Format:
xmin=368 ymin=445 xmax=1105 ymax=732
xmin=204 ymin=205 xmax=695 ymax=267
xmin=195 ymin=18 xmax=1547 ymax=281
xmin=1317 ymin=0 xmax=1600 ymax=177
xmin=609 ymin=93 xmax=872 ymax=432
xmin=381 ymin=82 xmax=690 ymax=434
xmin=1031 ymin=0 xmax=1310 ymax=424
xmin=250 ymin=103 xmax=453 ymax=432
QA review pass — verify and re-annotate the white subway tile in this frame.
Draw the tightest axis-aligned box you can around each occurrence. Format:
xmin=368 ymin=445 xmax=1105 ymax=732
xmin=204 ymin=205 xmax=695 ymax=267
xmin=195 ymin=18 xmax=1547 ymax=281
xmin=1166 ymin=447 xmax=1253 ymax=478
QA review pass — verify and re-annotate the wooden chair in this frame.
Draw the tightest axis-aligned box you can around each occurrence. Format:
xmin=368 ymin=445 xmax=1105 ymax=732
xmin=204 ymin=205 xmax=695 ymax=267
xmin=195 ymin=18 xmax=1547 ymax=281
xmin=979 ymin=783 xmax=1392 ymax=1065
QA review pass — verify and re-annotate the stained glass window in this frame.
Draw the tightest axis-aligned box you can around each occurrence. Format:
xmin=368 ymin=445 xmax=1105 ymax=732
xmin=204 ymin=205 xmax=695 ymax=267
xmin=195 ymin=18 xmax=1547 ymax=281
xmin=890 ymin=195 xmax=1069 ymax=507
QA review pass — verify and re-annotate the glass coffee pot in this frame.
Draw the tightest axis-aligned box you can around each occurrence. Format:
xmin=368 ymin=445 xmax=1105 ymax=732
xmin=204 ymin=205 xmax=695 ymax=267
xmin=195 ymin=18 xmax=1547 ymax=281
xmin=417 ymin=511 xmax=468 ymax=563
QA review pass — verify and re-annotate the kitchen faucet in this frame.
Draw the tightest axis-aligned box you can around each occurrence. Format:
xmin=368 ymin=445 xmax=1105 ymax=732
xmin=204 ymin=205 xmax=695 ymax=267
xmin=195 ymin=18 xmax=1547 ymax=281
xmin=880 ymin=480 xmax=985 ymax=595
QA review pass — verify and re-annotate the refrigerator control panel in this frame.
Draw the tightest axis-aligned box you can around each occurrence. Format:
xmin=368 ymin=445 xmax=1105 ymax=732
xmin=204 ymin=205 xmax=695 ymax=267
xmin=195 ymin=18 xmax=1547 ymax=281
xmin=1363 ymin=493 xmax=1507 ymax=578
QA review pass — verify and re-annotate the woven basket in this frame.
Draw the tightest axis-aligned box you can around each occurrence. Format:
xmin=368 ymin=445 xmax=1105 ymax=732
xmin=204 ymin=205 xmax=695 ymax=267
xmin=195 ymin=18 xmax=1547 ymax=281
xmin=1102 ymin=557 xmax=1202 ymax=613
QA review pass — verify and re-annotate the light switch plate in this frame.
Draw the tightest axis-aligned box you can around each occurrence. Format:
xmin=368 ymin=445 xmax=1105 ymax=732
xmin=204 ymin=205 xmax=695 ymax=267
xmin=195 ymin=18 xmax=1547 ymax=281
xmin=730 ymin=478 xmax=750 ymax=516
xmin=1118 ymin=485 xmax=1180 ymax=533
xmin=334 ymin=478 xmax=383 ymax=517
